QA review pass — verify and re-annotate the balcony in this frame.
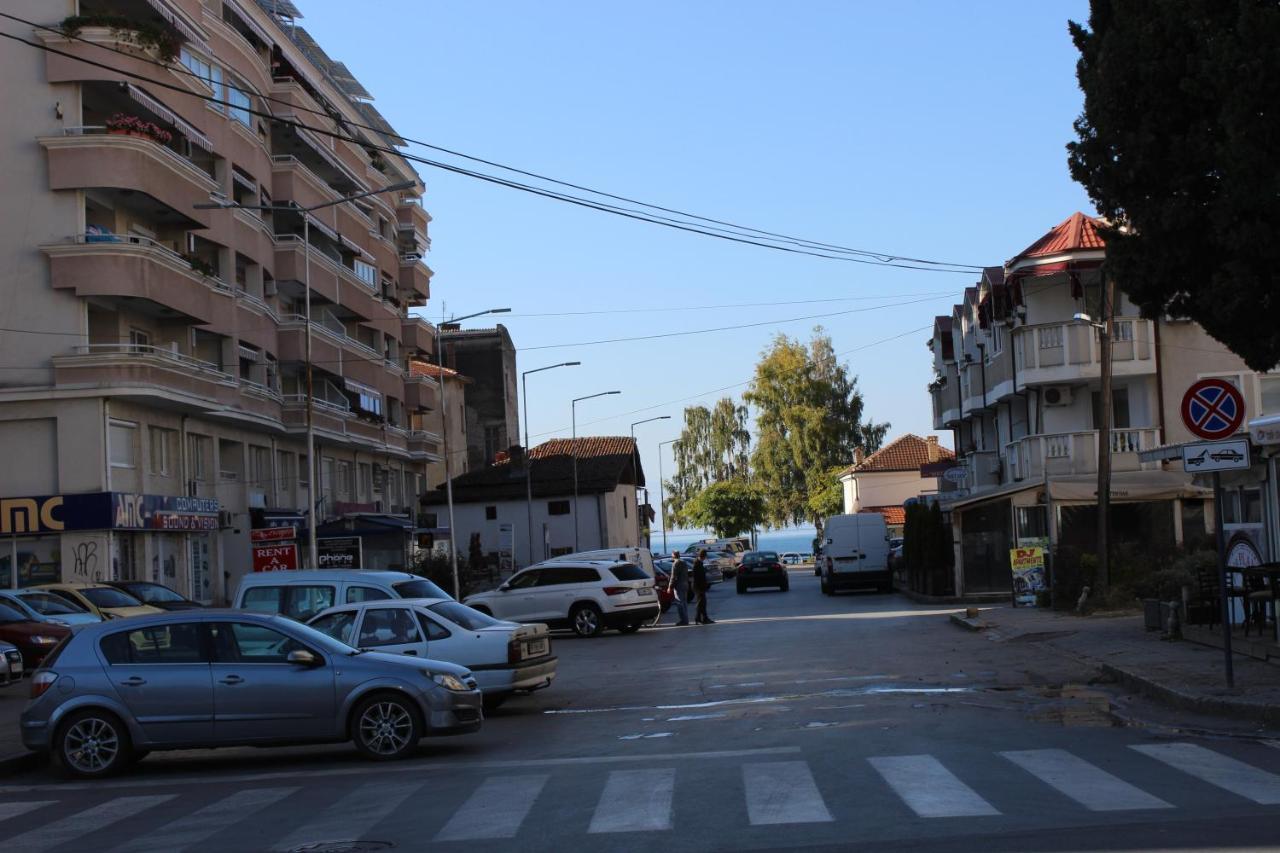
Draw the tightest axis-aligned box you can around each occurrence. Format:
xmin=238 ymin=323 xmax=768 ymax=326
xmin=40 ymin=130 xmax=217 ymax=228
xmin=398 ymin=256 xmax=432 ymax=303
xmin=403 ymin=375 xmax=438 ymax=412
xmin=53 ymin=343 xmax=236 ymax=405
xmin=277 ymin=316 xmax=344 ymax=366
xmin=930 ymin=384 xmax=961 ymax=430
xmin=959 ymin=450 xmax=1003 ymax=491
xmin=1006 ymin=428 xmax=1162 ymax=481
xmin=1013 ymin=319 xmax=1156 ymax=389
xmin=407 ymin=430 xmax=443 ymax=461
xmin=42 ymin=235 xmax=234 ymax=326
xmin=401 ymin=317 xmax=435 ymax=356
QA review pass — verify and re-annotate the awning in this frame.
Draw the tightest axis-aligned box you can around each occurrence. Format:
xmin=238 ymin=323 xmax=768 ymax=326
xmin=941 ymin=480 xmax=1040 ymax=512
xmin=226 ymin=0 xmax=274 ymax=48
xmin=144 ymin=0 xmax=210 ymax=52
xmin=1047 ymin=470 xmax=1213 ymax=504
xmin=127 ymin=84 xmax=213 ymax=151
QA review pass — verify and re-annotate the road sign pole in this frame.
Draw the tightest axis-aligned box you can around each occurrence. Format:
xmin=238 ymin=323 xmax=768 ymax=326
xmin=1212 ymin=471 xmax=1234 ymax=689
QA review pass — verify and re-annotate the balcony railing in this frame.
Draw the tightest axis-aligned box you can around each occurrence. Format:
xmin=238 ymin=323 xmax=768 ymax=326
xmin=1006 ymin=428 xmax=1162 ymax=480
xmin=1013 ymin=319 xmax=1156 ymax=387
xmin=68 ymin=344 xmax=232 ymax=379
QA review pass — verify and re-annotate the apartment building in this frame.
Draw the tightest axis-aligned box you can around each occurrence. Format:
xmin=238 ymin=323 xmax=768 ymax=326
xmin=439 ymin=325 xmax=520 ymax=471
xmin=927 ymin=213 xmax=1280 ymax=596
xmin=0 ymin=0 xmax=442 ymax=601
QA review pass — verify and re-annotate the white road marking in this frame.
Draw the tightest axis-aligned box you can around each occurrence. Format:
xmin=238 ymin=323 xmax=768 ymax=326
xmin=436 ymin=775 xmax=548 ymax=841
xmin=273 ymin=782 xmax=422 ymax=850
xmin=588 ymin=768 xmax=676 ymax=833
xmin=5 ymin=795 xmax=174 ymax=853
xmin=1131 ymin=743 xmax=1280 ymax=804
xmin=0 ymin=802 xmax=53 ymax=821
xmin=1000 ymin=749 xmax=1171 ymax=811
xmin=869 ymin=754 xmax=1000 ymax=818
xmin=0 ymin=746 xmax=802 ymax=795
xmin=742 ymin=761 xmax=833 ymax=825
xmin=110 ymin=787 xmax=297 ymax=853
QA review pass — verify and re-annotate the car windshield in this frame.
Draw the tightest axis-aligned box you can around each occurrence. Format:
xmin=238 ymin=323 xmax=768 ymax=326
xmin=81 ymin=587 xmax=145 ymax=609
xmin=127 ymin=583 xmax=187 ymax=603
xmin=15 ymin=592 xmax=85 ymax=616
xmin=392 ymin=578 xmax=451 ymax=600
xmin=428 ymin=601 xmax=503 ymax=631
xmin=744 ymin=552 xmax=779 ymax=566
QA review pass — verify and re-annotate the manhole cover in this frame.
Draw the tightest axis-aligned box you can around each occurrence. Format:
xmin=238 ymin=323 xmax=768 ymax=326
xmin=289 ymin=842 xmax=395 ymax=853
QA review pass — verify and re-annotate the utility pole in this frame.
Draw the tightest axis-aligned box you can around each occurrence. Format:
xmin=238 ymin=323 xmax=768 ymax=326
xmin=1094 ymin=274 xmax=1116 ymax=596
xmin=658 ymin=437 xmax=676 ymax=553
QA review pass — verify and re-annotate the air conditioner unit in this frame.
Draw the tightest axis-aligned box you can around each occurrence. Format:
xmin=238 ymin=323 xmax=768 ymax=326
xmin=217 ymin=510 xmax=234 ymax=529
xmin=1043 ymin=385 xmax=1074 ymax=407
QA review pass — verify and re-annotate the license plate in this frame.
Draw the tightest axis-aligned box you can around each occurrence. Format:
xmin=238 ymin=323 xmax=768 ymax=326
xmin=524 ymin=638 xmax=548 ymax=658
xmin=638 ymin=587 xmax=653 ymax=596
xmin=8 ymin=661 xmax=21 ymax=675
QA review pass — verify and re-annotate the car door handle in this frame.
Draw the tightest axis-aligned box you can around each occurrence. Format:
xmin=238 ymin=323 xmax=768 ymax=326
xmin=219 ymin=675 xmax=245 ymax=685
xmin=120 ymin=676 xmax=146 ymax=687
xmin=402 ymin=650 xmax=418 ymax=656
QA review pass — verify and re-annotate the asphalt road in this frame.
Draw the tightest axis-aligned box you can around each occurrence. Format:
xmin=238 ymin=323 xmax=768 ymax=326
xmin=3 ymin=570 xmax=1280 ymax=852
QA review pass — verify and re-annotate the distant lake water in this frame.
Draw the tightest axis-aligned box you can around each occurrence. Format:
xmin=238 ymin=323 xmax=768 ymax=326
xmin=656 ymin=529 xmax=820 ymax=556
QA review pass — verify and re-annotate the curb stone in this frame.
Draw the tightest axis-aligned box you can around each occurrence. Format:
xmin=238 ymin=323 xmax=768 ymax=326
xmin=1100 ymin=663 xmax=1280 ymax=728
xmin=948 ymin=613 xmax=987 ymax=632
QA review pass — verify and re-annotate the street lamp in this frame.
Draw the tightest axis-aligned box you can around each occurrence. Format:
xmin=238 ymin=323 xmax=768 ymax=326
xmin=571 ymin=390 xmax=621 ymax=551
xmin=522 ymin=361 xmax=580 ymax=565
xmin=197 ymin=179 xmax=417 ymax=571
xmin=1073 ymin=276 xmax=1117 ymax=596
xmin=436 ymin=308 xmax=511 ymax=599
xmin=630 ymin=416 xmax=671 ymax=547
xmin=657 ymin=437 xmax=677 ymax=553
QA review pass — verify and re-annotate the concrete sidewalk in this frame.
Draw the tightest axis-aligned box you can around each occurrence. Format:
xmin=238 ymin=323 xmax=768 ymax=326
xmin=952 ymin=604 xmax=1280 ymax=728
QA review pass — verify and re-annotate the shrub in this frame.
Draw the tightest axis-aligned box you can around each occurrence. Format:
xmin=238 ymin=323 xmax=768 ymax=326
xmin=62 ymin=14 xmax=184 ymax=62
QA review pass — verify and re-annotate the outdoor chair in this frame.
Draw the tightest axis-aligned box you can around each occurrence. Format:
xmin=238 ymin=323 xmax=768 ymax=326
xmin=1186 ymin=566 xmax=1221 ymax=629
xmin=1242 ymin=573 xmax=1276 ymax=638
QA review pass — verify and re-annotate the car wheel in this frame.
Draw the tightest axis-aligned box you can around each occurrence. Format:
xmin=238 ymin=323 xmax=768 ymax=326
xmin=821 ymin=577 xmax=832 ymax=596
xmin=570 ymin=603 xmax=604 ymax=637
xmin=352 ymin=694 xmax=422 ymax=761
xmin=482 ymin=693 xmax=509 ymax=712
xmin=617 ymin=622 xmax=642 ymax=634
xmin=781 ymin=580 xmax=790 ymax=592
xmin=54 ymin=709 xmax=132 ymax=779
xmin=736 ymin=582 xmax=746 ymax=594
xmin=814 ymin=566 xmax=822 ymax=576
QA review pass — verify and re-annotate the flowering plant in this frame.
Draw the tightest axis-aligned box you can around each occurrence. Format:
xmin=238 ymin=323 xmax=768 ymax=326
xmin=105 ymin=113 xmax=173 ymax=145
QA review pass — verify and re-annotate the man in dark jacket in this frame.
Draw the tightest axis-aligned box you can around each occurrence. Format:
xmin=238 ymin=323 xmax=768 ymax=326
xmin=670 ymin=550 xmax=690 ymax=626
xmin=693 ymin=549 xmax=714 ymax=624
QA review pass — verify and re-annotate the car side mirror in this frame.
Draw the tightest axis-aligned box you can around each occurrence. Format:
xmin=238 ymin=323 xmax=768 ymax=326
xmin=287 ymin=649 xmax=320 ymax=667
xmin=499 ymin=583 xmax=510 ymax=592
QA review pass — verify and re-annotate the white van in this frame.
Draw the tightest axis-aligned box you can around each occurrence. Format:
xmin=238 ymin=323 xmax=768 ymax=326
xmin=545 ymin=547 xmax=655 ymax=578
xmin=820 ymin=513 xmax=891 ymax=594
xmin=233 ymin=570 xmax=452 ymax=621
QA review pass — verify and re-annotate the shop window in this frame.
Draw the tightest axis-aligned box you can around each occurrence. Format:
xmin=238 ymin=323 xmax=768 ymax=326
xmin=149 ymin=427 xmax=176 ymax=476
xmin=485 ymin=506 xmax=497 ymax=520
xmin=109 ymin=420 xmax=137 ymax=469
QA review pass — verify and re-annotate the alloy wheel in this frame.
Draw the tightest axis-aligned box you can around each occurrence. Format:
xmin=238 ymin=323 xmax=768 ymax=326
xmin=574 ymin=607 xmax=600 ymax=636
xmin=358 ymin=701 xmax=413 ymax=756
xmin=63 ymin=716 xmax=120 ymax=774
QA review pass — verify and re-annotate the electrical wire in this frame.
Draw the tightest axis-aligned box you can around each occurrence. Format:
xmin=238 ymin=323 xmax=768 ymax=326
xmin=0 ymin=10 xmax=987 ymax=271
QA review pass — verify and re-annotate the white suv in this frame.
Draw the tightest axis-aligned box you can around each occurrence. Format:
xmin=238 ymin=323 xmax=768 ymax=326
xmin=464 ymin=560 xmax=659 ymax=637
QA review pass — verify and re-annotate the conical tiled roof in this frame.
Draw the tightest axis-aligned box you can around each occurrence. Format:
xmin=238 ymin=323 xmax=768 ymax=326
xmin=1010 ymin=212 xmax=1106 ymax=262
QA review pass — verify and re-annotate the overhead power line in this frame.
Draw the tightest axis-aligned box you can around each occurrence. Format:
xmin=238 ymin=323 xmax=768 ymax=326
xmin=0 ymin=14 xmax=985 ymax=273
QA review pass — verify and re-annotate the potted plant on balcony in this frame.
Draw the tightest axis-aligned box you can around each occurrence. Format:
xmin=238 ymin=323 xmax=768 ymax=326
xmin=180 ymin=253 xmax=216 ymax=278
xmin=106 ymin=113 xmax=173 ymax=145
xmin=61 ymin=14 xmax=184 ymax=62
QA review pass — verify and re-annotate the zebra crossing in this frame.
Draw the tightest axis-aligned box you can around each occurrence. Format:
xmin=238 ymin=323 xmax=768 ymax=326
xmin=2 ymin=741 xmax=1277 ymax=852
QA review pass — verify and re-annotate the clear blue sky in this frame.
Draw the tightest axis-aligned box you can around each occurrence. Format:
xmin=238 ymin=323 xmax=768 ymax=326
xmin=299 ymin=0 xmax=1094 ymax=505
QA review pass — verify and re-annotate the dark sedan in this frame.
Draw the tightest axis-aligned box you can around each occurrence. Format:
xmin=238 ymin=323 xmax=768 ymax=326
xmin=736 ymin=551 xmax=790 ymax=593
xmin=0 ymin=600 xmax=71 ymax=670
xmin=106 ymin=581 xmax=204 ymax=611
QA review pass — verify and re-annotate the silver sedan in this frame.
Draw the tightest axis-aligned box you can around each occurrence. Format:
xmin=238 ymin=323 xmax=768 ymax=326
xmin=21 ymin=610 xmax=483 ymax=778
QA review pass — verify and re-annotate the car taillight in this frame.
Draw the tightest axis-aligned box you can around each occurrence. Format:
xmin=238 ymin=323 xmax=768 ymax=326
xmin=771 ymin=563 xmax=783 ymax=571
xmin=30 ymin=670 xmax=57 ymax=699
xmin=508 ymin=637 xmax=521 ymax=665
xmin=602 ymin=586 xmax=630 ymax=596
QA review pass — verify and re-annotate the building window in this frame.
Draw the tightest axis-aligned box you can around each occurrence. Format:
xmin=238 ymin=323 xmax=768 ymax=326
xmin=109 ymin=420 xmax=137 ymax=469
xmin=128 ymin=328 xmax=150 ymax=352
xmin=1259 ymin=374 xmax=1280 ymax=416
xmin=277 ymin=450 xmax=296 ymax=494
xmin=149 ymin=427 xmax=176 ymax=476
xmin=485 ymin=506 xmax=497 ymax=520
xmin=1112 ymin=320 xmax=1135 ymax=342
xmin=1091 ymin=388 xmax=1131 ymax=430
xmin=187 ymin=434 xmax=210 ymax=481
xmin=322 ymin=457 xmax=336 ymax=503
xmin=337 ymin=461 xmax=354 ymax=501
xmin=548 ymin=500 xmax=570 ymax=516
xmin=249 ymin=446 xmax=271 ymax=486
xmin=219 ymin=439 xmax=244 ymax=481
xmin=353 ymin=259 xmax=377 ymax=287
xmin=358 ymin=462 xmax=373 ymax=501
xmin=227 ymin=76 xmax=252 ymax=126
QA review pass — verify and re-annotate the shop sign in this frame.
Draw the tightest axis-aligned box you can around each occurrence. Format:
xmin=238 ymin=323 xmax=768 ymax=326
xmin=251 ymin=526 xmax=296 ymax=543
xmin=111 ymin=494 xmax=220 ymax=531
xmin=318 ymin=537 xmax=361 ymax=569
xmin=1009 ymin=546 xmax=1047 ymax=607
xmin=1250 ymin=415 xmax=1280 ymax=446
xmin=942 ymin=467 xmax=969 ymax=484
xmin=1 ymin=493 xmax=219 ymax=535
xmin=253 ymin=543 xmax=298 ymax=572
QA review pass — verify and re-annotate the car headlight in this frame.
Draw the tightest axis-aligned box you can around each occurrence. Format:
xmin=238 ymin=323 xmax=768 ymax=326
xmin=31 ymin=636 xmax=60 ymax=646
xmin=431 ymin=672 xmax=470 ymax=692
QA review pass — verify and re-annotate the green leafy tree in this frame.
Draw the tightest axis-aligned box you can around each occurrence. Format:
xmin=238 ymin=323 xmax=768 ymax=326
xmin=683 ymin=480 xmax=766 ymax=538
xmin=1068 ymin=0 xmax=1280 ymax=371
xmin=663 ymin=397 xmax=751 ymax=527
xmin=745 ymin=329 xmax=888 ymax=530
xmin=806 ymin=464 xmax=847 ymax=521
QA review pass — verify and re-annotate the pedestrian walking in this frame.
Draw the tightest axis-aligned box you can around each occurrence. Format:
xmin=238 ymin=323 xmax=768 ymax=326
xmin=670 ymin=550 xmax=690 ymax=626
xmin=694 ymin=549 xmax=714 ymax=624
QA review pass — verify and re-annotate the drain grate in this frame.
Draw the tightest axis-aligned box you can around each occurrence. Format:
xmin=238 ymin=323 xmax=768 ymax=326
xmin=289 ymin=841 xmax=395 ymax=853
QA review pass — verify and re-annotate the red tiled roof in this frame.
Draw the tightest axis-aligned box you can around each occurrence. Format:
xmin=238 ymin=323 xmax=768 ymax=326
xmin=424 ymin=436 xmax=643 ymax=502
xmin=1011 ymin=212 xmax=1106 ymax=261
xmin=846 ymin=434 xmax=954 ymax=474
xmin=408 ymin=360 xmax=467 ymax=381
xmin=530 ymin=436 xmax=636 ymax=460
xmin=862 ymin=506 xmax=906 ymax=526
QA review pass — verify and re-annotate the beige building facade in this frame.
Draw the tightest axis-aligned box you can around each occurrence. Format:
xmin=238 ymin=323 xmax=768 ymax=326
xmin=0 ymin=0 xmax=442 ymax=602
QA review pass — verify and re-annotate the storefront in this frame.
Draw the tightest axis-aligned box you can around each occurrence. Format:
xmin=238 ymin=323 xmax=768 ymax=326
xmin=0 ymin=492 xmax=220 ymax=601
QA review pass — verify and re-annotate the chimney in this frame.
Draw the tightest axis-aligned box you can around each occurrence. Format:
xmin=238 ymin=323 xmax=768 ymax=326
xmin=927 ymin=435 xmax=940 ymax=463
xmin=507 ymin=444 xmax=526 ymax=471
xmin=853 ymin=447 xmax=865 ymax=466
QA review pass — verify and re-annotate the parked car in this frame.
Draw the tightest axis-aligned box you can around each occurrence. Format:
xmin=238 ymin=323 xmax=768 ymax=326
xmin=309 ymin=598 xmax=555 ymax=710
xmin=0 ymin=600 xmax=70 ymax=670
xmin=780 ymin=552 xmax=804 ymax=566
xmin=699 ymin=551 xmax=732 ymax=582
xmin=0 ymin=590 xmax=102 ymax=626
xmin=736 ymin=551 xmax=790 ymax=593
xmin=464 ymin=560 xmax=659 ymax=637
xmin=651 ymin=560 xmax=676 ymax=611
xmin=545 ymin=547 xmax=656 ymax=577
xmin=0 ymin=641 xmax=23 ymax=687
xmin=234 ymin=570 xmax=452 ymax=622
xmin=820 ymin=513 xmax=892 ymax=594
xmin=105 ymin=581 xmax=203 ymax=611
xmin=22 ymin=610 xmax=483 ymax=778
xmin=34 ymin=583 xmax=164 ymax=620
